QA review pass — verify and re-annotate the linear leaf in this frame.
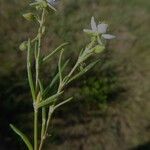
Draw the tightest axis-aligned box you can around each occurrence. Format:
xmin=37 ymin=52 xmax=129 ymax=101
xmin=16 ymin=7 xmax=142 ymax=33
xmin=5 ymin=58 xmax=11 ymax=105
xmin=10 ymin=124 xmax=33 ymax=150
xmin=54 ymin=97 xmax=73 ymax=110
xmin=58 ymin=49 xmax=64 ymax=83
xmin=27 ymin=39 xmax=35 ymax=101
xmin=38 ymin=79 xmax=44 ymax=94
xmin=43 ymin=59 xmax=70 ymax=97
xmin=37 ymin=92 xmax=63 ymax=108
xmin=42 ymin=42 xmax=69 ymax=63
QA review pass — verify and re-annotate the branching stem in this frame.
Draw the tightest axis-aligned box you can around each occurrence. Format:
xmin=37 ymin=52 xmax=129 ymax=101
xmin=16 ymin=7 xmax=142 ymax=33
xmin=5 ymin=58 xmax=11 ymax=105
xmin=34 ymin=8 xmax=45 ymax=150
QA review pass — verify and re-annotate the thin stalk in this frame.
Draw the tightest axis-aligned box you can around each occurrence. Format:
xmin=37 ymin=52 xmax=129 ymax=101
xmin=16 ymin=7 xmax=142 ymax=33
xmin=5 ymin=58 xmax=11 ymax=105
xmin=41 ymin=108 xmax=46 ymax=139
xmin=39 ymin=108 xmax=52 ymax=150
xmin=67 ymin=61 xmax=79 ymax=78
xmin=35 ymin=9 xmax=45 ymax=93
xmin=27 ymin=39 xmax=36 ymax=101
xmin=34 ymin=8 xmax=45 ymax=150
xmin=34 ymin=109 xmax=38 ymax=150
xmin=58 ymin=49 xmax=64 ymax=84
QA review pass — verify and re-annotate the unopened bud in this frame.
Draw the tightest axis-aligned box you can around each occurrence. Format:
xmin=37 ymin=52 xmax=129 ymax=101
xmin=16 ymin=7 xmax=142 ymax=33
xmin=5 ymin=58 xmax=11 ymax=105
xmin=19 ymin=41 xmax=28 ymax=51
xmin=23 ymin=13 xmax=35 ymax=21
xmin=93 ymin=45 xmax=105 ymax=54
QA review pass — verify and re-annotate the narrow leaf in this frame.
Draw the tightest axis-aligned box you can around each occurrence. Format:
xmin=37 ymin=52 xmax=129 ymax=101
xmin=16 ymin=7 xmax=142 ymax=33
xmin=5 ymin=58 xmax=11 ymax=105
xmin=54 ymin=97 xmax=73 ymax=110
xmin=27 ymin=39 xmax=35 ymax=101
xmin=37 ymin=92 xmax=63 ymax=108
xmin=10 ymin=124 xmax=33 ymax=150
xmin=58 ymin=49 xmax=64 ymax=83
xmin=43 ymin=59 xmax=70 ymax=96
xmin=42 ymin=42 xmax=69 ymax=63
xmin=38 ymin=79 xmax=44 ymax=94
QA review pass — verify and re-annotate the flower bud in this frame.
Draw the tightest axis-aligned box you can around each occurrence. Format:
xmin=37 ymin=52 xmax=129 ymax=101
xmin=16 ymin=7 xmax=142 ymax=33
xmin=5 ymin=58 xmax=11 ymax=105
xmin=23 ymin=13 xmax=35 ymax=21
xmin=19 ymin=41 xmax=28 ymax=51
xmin=93 ymin=45 xmax=105 ymax=54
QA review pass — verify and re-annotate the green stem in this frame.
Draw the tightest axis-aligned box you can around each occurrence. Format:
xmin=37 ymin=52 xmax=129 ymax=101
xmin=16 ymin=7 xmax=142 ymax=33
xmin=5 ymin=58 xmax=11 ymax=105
xmin=67 ymin=62 xmax=78 ymax=78
xmin=34 ymin=109 xmax=38 ymax=150
xmin=39 ymin=108 xmax=52 ymax=150
xmin=34 ymin=8 xmax=45 ymax=150
xmin=40 ymin=107 xmax=46 ymax=140
xmin=35 ymin=9 xmax=45 ymax=93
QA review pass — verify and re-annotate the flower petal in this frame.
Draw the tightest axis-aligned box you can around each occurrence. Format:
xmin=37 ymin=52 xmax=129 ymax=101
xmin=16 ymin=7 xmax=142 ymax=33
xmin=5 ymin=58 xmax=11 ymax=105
xmin=47 ymin=0 xmax=59 ymax=6
xmin=98 ymin=23 xmax=108 ymax=34
xmin=102 ymin=34 xmax=116 ymax=39
xmin=91 ymin=16 xmax=97 ymax=32
xmin=83 ymin=29 xmax=94 ymax=33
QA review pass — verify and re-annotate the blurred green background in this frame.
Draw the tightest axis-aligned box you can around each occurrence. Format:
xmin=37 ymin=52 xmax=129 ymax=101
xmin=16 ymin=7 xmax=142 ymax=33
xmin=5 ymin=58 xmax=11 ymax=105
xmin=0 ymin=0 xmax=150 ymax=150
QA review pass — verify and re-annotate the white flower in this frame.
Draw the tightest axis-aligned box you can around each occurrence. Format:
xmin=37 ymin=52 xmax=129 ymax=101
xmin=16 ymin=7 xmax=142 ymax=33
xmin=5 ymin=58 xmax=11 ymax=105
xmin=34 ymin=0 xmax=59 ymax=8
xmin=47 ymin=0 xmax=59 ymax=6
xmin=84 ymin=16 xmax=115 ymax=40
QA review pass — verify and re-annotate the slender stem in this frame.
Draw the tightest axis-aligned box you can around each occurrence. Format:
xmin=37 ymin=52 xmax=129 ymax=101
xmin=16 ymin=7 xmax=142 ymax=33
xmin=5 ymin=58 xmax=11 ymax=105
xmin=39 ymin=107 xmax=46 ymax=150
xmin=67 ymin=61 xmax=79 ymax=78
xmin=34 ymin=109 xmax=38 ymax=150
xmin=41 ymin=107 xmax=46 ymax=139
xmin=35 ymin=9 xmax=45 ymax=93
xmin=58 ymin=49 xmax=64 ymax=84
xmin=34 ymin=8 xmax=45 ymax=150
xmin=39 ymin=108 xmax=53 ymax=150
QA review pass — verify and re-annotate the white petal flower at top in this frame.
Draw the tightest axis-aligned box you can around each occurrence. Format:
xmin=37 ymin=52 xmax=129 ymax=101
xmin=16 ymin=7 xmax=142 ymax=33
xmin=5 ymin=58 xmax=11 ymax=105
xmin=84 ymin=16 xmax=115 ymax=40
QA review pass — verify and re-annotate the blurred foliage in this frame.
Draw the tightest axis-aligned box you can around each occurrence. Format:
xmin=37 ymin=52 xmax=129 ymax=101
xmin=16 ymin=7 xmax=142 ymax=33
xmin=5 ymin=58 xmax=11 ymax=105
xmin=82 ymin=64 xmax=119 ymax=111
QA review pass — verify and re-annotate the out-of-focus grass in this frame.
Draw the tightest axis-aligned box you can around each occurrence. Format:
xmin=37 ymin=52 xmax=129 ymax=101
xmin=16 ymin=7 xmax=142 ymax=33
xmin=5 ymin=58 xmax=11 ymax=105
xmin=0 ymin=0 xmax=150 ymax=150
